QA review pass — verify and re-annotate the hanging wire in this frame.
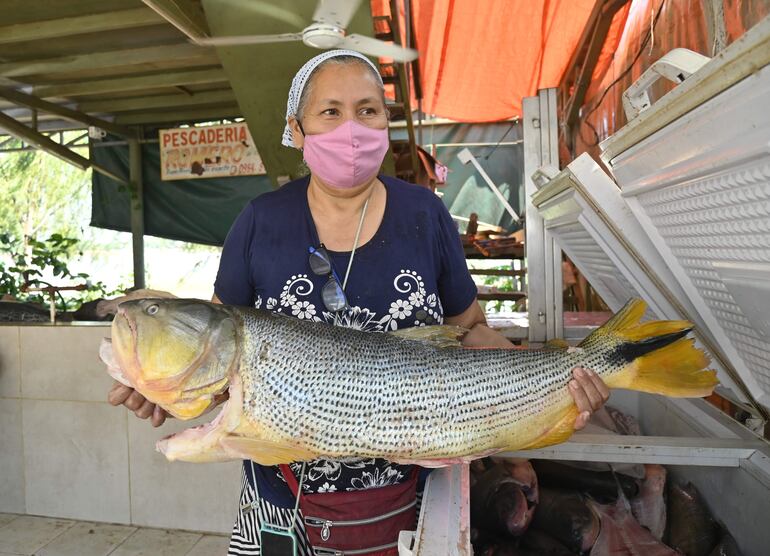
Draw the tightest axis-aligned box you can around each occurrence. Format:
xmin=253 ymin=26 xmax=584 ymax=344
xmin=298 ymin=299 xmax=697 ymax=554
xmin=484 ymin=119 xmax=519 ymax=160
xmin=580 ymin=0 xmax=668 ymax=146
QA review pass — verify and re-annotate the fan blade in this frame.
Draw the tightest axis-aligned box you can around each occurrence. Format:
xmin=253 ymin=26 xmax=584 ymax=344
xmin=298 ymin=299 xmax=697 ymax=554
xmin=195 ymin=33 xmax=303 ymax=46
xmin=209 ymin=0 xmax=307 ymax=29
xmin=313 ymin=0 xmax=363 ymax=29
xmin=342 ymin=34 xmax=418 ymax=62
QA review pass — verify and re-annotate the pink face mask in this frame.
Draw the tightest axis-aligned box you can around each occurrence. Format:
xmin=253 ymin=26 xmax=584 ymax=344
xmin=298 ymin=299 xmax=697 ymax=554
xmin=302 ymin=120 xmax=390 ymax=189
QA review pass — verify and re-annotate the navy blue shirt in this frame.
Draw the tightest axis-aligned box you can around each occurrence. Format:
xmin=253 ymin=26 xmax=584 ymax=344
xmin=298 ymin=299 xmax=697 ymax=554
xmin=214 ymin=175 xmax=477 ymax=506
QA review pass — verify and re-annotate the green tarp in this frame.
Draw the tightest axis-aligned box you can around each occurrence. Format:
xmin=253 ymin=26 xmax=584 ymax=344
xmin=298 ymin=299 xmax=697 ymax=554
xmin=90 ymin=135 xmax=273 ymax=246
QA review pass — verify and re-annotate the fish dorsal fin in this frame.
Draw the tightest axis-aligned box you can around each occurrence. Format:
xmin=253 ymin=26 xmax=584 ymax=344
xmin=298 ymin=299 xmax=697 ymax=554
xmin=543 ymin=338 xmax=570 ymax=350
xmin=390 ymin=325 xmax=467 ymax=348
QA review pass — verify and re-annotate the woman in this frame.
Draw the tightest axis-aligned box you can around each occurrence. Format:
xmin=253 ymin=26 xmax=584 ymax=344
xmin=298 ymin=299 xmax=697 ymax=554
xmin=109 ymin=49 xmax=609 ymax=555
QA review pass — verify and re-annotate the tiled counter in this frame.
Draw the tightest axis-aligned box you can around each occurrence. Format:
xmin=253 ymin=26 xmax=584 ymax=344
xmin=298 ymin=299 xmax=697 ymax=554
xmin=0 ymin=324 xmax=240 ymax=534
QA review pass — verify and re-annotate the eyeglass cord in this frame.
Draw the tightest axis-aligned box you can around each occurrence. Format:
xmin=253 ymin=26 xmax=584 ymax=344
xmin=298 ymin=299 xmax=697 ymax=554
xmin=342 ymin=191 xmax=372 ymax=291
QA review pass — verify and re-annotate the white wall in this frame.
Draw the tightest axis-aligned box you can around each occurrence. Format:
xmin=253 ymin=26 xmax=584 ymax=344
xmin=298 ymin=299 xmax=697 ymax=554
xmin=0 ymin=324 xmax=240 ymax=534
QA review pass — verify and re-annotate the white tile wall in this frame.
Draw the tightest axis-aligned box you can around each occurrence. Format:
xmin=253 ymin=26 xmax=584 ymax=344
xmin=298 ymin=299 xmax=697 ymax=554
xmin=0 ymin=399 xmax=24 ymax=513
xmin=0 ymin=327 xmax=20 ymax=398
xmin=128 ymin=415 xmax=241 ymax=534
xmin=19 ymin=325 xmax=112 ymax=402
xmin=5 ymin=324 xmax=247 ymax=533
xmin=22 ymin=399 xmax=130 ymax=523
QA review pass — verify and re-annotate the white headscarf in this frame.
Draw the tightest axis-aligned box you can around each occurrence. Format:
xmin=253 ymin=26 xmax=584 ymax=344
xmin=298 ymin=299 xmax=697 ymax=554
xmin=281 ymin=49 xmax=384 ymax=148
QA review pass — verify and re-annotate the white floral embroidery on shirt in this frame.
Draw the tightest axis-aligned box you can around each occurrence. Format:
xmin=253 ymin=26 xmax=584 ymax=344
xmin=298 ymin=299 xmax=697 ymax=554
xmin=292 ymin=300 xmax=316 ymax=319
xmin=348 ymin=467 xmax=404 ymax=491
xmin=389 ymin=299 xmax=413 ymax=319
xmin=317 ymin=482 xmax=337 ymax=493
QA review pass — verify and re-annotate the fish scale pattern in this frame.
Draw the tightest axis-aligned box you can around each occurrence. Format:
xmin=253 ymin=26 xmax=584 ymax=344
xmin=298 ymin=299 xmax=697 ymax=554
xmin=234 ymin=309 xmax=616 ymax=460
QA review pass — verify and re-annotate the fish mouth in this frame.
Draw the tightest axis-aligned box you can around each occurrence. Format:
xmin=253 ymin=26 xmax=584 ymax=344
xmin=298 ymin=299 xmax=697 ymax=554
xmin=109 ymin=309 xmax=140 ymax=387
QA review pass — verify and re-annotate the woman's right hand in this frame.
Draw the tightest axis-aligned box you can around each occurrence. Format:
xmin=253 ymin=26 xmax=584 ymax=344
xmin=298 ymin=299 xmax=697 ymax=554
xmin=108 ymin=381 xmax=169 ymax=427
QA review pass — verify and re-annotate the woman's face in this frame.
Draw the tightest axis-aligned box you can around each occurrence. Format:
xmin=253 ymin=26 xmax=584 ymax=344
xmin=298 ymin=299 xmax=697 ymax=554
xmin=290 ymin=62 xmax=387 ymax=149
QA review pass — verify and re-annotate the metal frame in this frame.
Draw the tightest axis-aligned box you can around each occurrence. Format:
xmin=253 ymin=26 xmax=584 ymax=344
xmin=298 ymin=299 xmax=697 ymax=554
xmin=599 ymin=14 xmax=770 ymax=165
xmin=397 ymin=464 xmax=470 ymax=556
xmin=530 ymin=153 xmax=763 ymax=414
xmin=0 ymin=131 xmax=89 ymax=153
xmin=501 ymin=434 xmax=765 ymax=467
xmin=523 ymin=88 xmax=563 ymax=342
xmin=599 ymin=28 xmax=770 ymax=420
xmin=456 ymin=148 xmax=519 ymax=223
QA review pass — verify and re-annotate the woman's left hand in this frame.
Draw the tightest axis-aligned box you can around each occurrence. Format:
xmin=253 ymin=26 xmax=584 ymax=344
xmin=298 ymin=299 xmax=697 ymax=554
xmin=569 ymin=367 xmax=610 ymax=430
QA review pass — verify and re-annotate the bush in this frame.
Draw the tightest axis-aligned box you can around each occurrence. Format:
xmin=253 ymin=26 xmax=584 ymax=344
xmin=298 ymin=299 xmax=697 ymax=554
xmin=0 ymin=233 xmax=123 ymax=312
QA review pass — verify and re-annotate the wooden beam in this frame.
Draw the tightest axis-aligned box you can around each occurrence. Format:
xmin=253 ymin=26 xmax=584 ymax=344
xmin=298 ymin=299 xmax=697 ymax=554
xmin=33 ymin=69 xmax=228 ymax=98
xmin=476 ymin=292 xmax=527 ymax=302
xmin=0 ymin=111 xmax=128 ymax=185
xmin=0 ymin=43 xmax=217 ymax=78
xmin=0 ymin=8 xmax=164 ymax=45
xmin=114 ymin=105 xmax=241 ymax=125
xmin=0 ymin=86 xmax=136 ymax=138
xmin=561 ymin=0 xmax=629 ymax=131
xmin=129 ymin=138 xmax=146 ymax=289
xmin=468 ymin=269 xmax=527 ymax=277
xmin=77 ymin=89 xmax=236 ymax=113
xmin=142 ymin=0 xmax=210 ymax=41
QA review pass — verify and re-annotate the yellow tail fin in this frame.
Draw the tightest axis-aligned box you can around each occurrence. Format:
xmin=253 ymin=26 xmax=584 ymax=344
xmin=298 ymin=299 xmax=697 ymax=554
xmin=605 ymin=337 xmax=717 ymax=397
xmin=591 ymin=299 xmax=718 ymax=397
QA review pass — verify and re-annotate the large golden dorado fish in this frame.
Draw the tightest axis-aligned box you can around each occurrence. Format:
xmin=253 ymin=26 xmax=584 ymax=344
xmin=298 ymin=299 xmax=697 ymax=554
xmin=100 ymin=298 xmax=717 ymax=466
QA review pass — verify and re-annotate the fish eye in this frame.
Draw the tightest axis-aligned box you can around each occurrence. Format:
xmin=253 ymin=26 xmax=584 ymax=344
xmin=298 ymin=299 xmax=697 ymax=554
xmin=146 ymin=304 xmax=159 ymax=315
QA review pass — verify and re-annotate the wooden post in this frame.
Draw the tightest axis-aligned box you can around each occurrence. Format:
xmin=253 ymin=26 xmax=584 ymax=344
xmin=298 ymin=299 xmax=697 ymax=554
xmin=128 ymin=137 xmax=146 ymax=289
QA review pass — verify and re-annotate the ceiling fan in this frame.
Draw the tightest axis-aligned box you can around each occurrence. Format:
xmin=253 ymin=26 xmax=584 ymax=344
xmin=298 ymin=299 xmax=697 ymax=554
xmin=196 ymin=0 xmax=418 ymax=62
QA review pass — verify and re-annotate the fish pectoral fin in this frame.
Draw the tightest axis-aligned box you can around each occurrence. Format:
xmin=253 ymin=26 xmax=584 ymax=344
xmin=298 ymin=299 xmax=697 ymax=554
xmin=219 ymin=436 xmax=316 ymax=465
xmin=519 ymin=405 xmax=579 ymax=450
xmin=389 ymin=325 xmax=468 ymax=348
xmin=543 ymin=338 xmax=570 ymax=350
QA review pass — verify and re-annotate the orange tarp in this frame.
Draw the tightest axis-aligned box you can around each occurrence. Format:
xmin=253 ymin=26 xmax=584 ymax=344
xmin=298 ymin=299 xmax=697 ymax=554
xmin=373 ymin=0 xmax=608 ymax=122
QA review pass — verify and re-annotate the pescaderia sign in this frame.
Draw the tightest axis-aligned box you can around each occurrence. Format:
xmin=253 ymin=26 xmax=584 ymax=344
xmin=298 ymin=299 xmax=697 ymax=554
xmin=159 ymin=122 xmax=266 ymax=180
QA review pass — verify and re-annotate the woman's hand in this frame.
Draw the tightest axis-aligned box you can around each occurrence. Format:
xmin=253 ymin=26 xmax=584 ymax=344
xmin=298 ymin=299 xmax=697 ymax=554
xmin=108 ymin=381 xmax=169 ymax=427
xmin=568 ymin=367 xmax=610 ymax=430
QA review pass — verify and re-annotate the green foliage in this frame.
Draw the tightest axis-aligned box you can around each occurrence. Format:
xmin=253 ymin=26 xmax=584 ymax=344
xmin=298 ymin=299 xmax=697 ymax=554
xmin=0 ymin=233 xmax=122 ymax=312
xmin=0 ymin=140 xmax=90 ymax=242
xmin=481 ymin=265 xmax=525 ymax=314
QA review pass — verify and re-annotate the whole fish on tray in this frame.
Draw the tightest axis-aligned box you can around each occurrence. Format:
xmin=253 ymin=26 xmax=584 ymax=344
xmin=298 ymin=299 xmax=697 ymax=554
xmin=531 ymin=488 xmax=600 ymax=553
xmin=667 ymin=482 xmax=720 ymax=556
xmin=100 ymin=298 xmax=717 ymax=465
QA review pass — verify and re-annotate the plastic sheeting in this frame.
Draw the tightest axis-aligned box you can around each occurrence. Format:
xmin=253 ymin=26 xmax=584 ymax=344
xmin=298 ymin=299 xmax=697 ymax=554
xmin=90 ymin=137 xmax=273 ymax=246
xmin=574 ymin=0 xmax=769 ymax=159
xmin=724 ymin=0 xmax=770 ymax=43
xmin=372 ymin=0 xmax=599 ymax=122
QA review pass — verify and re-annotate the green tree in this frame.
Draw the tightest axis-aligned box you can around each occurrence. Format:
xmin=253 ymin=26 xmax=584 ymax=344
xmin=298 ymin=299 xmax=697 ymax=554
xmin=0 ymin=137 xmax=127 ymax=309
xmin=0 ymin=138 xmax=91 ymax=244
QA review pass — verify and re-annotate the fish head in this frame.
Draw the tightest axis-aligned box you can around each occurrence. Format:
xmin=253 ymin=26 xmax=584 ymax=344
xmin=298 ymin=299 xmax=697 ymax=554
xmin=111 ymin=298 xmax=238 ymax=419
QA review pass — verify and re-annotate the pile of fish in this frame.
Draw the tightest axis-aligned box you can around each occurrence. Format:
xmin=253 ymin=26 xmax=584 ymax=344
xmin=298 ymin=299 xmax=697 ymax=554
xmin=470 ymin=408 xmax=741 ymax=556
